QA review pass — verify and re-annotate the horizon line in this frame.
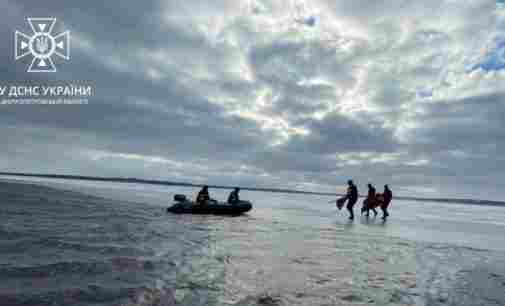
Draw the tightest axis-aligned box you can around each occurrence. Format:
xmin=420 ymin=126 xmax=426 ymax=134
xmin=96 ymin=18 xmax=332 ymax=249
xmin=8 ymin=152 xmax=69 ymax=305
xmin=0 ymin=171 xmax=504 ymax=206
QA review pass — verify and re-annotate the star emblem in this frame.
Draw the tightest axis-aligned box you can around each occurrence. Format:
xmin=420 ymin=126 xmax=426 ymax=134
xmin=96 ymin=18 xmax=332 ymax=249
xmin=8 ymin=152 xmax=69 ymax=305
xmin=15 ymin=18 xmax=70 ymax=72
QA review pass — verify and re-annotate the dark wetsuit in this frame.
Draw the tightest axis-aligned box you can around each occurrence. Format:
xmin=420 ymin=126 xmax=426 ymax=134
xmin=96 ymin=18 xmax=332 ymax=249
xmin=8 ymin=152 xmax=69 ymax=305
xmin=227 ymin=191 xmax=239 ymax=204
xmin=366 ymin=186 xmax=378 ymax=216
xmin=381 ymin=188 xmax=392 ymax=218
xmin=347 ymin=185 xmax=358 ymax=220
xmin=196 ymin=190 xmax=210 ymax=205
xmin=367 ymin=186 xmax=376 ymax=200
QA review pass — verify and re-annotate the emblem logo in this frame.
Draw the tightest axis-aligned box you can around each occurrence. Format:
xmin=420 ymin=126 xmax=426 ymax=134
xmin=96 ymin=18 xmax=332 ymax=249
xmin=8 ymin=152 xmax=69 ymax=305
xmin=15 ymin=18 xmax=70 ymax=72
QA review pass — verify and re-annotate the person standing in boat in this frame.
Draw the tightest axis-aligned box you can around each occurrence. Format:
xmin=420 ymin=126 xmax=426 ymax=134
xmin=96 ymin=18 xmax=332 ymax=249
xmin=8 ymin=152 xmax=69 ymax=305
xmin=196 ymin=186 xmax=210 ymax=205
xmin=346 ymin=180 xmax=359 ymax=220
xmin=227 ymin=187 xmax=240 ymax=204
xmin=381 ymin=185 xmax=392 ymax=219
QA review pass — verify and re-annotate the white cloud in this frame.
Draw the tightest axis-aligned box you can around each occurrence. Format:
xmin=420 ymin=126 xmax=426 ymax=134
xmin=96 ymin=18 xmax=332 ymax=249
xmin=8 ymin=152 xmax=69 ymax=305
xmin=1 ymin=0 xmax=505 ymax=198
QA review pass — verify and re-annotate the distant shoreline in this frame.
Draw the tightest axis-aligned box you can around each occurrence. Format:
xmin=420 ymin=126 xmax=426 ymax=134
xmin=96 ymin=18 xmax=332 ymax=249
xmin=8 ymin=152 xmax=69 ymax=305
xmin=1 ymin=171 xmax=504 ymax=207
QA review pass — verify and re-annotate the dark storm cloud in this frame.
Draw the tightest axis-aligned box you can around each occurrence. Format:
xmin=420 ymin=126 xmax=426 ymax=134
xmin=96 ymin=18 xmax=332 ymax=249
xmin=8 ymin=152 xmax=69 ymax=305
xmin=406 ymin=92 xmax=505 ymax=154
xmin=285 ymin=111 xmax=397 ymax=155
xmin=0 ymin=1 xmax=273 ymax=161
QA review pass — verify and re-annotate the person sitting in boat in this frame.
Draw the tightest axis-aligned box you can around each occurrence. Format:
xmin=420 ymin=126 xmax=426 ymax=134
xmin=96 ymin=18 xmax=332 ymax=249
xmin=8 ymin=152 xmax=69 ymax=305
xmin=227 ymin=187 xmax=240 ymax=204
xmin=196 ymin=186 xmax=211 ymax=205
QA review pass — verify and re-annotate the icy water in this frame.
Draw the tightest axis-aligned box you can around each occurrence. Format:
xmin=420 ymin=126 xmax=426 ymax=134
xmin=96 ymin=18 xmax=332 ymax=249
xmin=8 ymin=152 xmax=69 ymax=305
xmin=1 ymin=178 xmax=505 ymax=306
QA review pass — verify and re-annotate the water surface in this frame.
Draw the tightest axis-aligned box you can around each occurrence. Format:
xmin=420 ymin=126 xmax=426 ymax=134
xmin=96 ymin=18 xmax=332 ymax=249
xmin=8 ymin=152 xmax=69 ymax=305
xmin=1 ymin=178 xmax=504 ymax=305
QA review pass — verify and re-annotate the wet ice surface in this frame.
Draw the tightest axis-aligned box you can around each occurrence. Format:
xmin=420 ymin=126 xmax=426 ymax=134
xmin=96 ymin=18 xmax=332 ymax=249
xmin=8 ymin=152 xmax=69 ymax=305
xmin=415 ymin=244 xmax=505 ymax=306
xmin=0 ymin=177 xmax=504 ymax=306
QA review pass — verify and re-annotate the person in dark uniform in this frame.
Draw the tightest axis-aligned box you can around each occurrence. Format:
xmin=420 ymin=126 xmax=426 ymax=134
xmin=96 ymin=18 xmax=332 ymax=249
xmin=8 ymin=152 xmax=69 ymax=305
xmin=227 ymin=187 xmax=240 ymax=204
xmin=196 ymin=186 xmax=210 ymax=205
xmin=346 ymin=180 xmax=358 ymax=220
xmin=381 ymin=185 xmax=392 ymax=219
xmin=364 ymin=183 xmax=378 ymax=217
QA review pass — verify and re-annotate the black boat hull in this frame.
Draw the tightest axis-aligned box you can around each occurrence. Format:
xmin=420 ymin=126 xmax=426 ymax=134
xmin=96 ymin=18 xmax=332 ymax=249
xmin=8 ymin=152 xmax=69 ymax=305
xmin=166 ymin=200 xmax=252 ymax=215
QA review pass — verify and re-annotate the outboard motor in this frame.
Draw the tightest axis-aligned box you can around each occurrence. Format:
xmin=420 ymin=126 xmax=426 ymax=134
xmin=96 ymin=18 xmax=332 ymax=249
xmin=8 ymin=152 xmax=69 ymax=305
xmin=174 ymin=194 xmax=187 ymax=202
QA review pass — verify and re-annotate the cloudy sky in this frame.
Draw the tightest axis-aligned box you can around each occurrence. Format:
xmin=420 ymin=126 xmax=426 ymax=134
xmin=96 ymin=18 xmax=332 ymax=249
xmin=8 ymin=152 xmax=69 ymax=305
xmin=1 ymin=0 xmax=505 ymax=199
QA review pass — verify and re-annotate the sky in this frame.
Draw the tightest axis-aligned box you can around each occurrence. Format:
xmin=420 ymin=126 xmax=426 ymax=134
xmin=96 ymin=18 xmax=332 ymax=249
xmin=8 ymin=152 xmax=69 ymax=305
xmin=1 ymin=0 xmax=505 ymax=199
